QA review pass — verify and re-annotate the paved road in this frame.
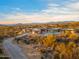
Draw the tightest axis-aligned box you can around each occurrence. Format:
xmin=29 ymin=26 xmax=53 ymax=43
xmin=3 ymin=37 xmax=28 ymax=59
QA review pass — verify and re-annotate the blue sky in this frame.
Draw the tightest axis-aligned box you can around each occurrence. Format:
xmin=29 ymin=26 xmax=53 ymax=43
xmin=0 ymin=0 xmax=47 ymax=13
xmin=0 ymin=0 xmax=79 ymax=24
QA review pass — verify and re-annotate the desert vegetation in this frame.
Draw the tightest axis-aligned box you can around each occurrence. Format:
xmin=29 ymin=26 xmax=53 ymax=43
xmin=17 ymin=28 xmax=79 ymax=59
xmin=1 ymin=22 xmax=79 ymax=59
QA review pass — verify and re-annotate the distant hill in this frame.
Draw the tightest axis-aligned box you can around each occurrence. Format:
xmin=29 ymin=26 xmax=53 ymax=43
xmin=0 ymin=21 xmax=79 ymax=26
xmin=47 ymin=21 xmax=77 ymax=24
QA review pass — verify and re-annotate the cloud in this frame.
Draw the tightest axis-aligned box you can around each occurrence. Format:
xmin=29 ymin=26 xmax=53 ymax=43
xmin=42 ymin=0 xmax=79 ymax=15
xmin=66 ymin=2 xmax=79 ymax=10
xmin=0 ymin=0 xmax=79 ymax=24
xmin=0 ymin=12 xmax=79 ymax=24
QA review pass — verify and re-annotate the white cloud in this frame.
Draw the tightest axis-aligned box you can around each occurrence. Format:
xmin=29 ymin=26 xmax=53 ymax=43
xmin=0 ymin=0 xmax=79 ymax=24
xmin=1 ymin=12 xmax=79 ymax=24
xmin=42 ymin=0 xmax=79 ymax=15
xmin=66 ymin=2 xmax=79 ymax=10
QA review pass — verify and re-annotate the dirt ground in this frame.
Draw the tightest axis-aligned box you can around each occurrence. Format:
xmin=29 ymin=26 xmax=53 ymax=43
xmin=18 ymin=42 xmax=41 ymax=59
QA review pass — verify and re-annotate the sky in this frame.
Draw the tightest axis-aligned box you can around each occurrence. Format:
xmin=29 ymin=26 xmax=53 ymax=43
xmin=0 ymin=0 xmax=79 ymax=24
